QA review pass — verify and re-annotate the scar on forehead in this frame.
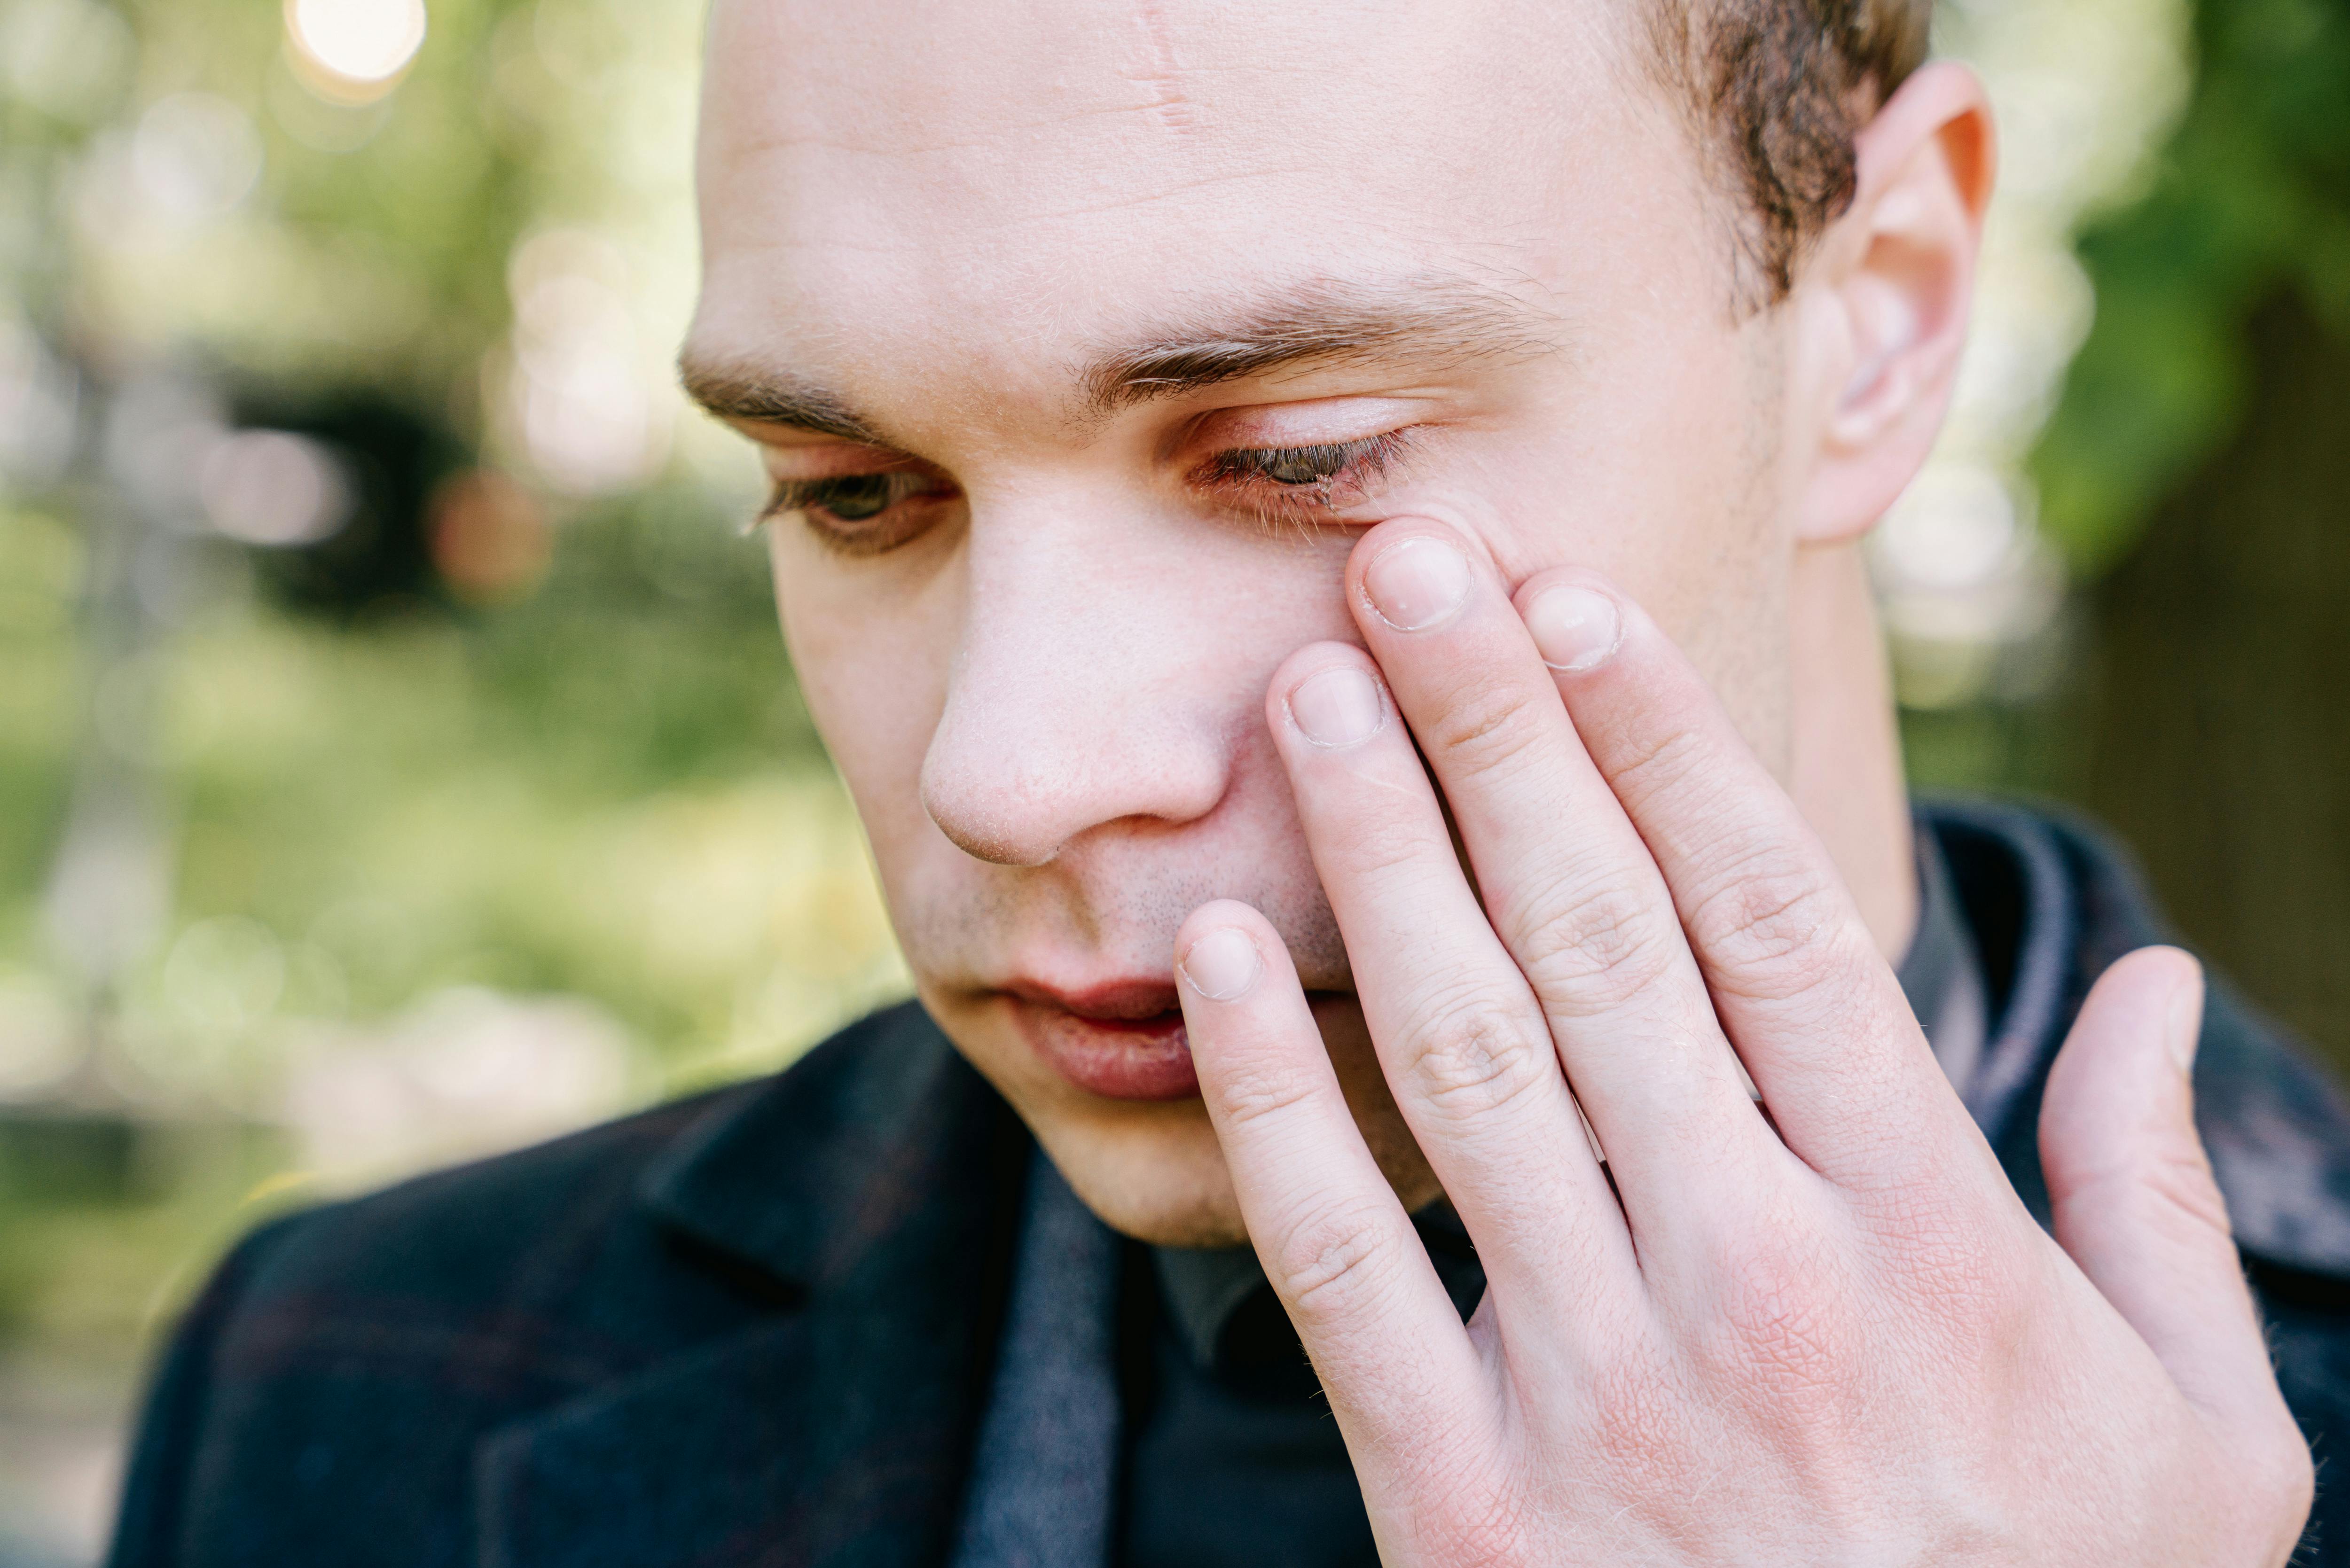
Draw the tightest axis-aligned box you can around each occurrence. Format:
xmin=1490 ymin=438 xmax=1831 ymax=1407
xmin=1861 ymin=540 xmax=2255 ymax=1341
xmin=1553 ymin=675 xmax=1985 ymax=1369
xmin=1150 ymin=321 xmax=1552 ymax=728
xmin=679 ymin=275 xmax=1560 ymax=440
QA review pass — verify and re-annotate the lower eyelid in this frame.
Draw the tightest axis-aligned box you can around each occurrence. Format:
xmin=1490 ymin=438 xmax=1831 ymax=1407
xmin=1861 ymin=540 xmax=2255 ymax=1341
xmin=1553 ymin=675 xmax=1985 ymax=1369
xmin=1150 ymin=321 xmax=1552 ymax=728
xmin=788 ymin=485 xmax=959 ymax=557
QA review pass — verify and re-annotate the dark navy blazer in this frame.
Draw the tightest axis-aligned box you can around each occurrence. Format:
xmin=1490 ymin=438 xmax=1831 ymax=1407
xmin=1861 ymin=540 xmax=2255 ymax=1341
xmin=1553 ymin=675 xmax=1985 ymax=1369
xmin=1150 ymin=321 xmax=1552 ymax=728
xmin=108 ymin=803 xmax=2350 ymax=1566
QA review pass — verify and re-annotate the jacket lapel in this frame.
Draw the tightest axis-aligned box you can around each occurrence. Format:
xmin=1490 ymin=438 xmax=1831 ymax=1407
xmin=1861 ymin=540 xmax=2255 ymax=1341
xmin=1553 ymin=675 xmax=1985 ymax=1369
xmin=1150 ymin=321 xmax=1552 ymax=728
xmin=474 ymin=1004 xmax=1029 ymax=1568
xmin=1930 ymin=799 xmax=2350 ymax=1278
xmin=2190 ymin=981 xmax=2350 ymax=1275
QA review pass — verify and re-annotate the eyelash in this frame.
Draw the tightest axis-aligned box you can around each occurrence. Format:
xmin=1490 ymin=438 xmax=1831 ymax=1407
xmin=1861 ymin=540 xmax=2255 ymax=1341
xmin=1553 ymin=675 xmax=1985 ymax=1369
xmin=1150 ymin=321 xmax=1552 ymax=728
xmin=1194 ymin=431 xmax=1412 ymax=537
xmin=759 ymin=429 xmax=1414 ymax=556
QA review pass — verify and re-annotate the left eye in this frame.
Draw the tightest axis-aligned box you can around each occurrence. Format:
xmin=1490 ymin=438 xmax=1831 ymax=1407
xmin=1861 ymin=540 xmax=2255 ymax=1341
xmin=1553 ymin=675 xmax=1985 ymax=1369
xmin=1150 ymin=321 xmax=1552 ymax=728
xmin=1238 ymin=443 xmax=1363 ymax=486
xmin=1206 ymin=432 xmax=1406 ymax=496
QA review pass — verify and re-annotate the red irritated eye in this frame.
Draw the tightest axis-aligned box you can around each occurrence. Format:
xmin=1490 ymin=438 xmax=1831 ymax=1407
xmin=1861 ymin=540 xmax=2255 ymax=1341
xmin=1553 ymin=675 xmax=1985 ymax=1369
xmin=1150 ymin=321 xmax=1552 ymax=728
xmin=759 ymin=427 xmax=1415 ymax=556
xmin=1196 ymin=429 xmax=1413 ymax=522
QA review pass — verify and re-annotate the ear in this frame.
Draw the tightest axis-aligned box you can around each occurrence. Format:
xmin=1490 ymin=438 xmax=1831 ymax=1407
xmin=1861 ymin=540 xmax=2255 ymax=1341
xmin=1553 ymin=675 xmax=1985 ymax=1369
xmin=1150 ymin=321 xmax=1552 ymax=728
xmin=1787 ymin=60 xmax=1997 ymax=546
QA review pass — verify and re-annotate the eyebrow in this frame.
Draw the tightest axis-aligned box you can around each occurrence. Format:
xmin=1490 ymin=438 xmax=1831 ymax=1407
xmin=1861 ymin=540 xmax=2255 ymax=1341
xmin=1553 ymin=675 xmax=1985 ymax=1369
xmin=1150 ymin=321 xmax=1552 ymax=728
xmin=679 ymin=276 xmax=1558 ymax=441
xmin=1081 ymin=278 xmax=1558 ymax=412
xmin=674 ymin=361 xmax=887 ymax=444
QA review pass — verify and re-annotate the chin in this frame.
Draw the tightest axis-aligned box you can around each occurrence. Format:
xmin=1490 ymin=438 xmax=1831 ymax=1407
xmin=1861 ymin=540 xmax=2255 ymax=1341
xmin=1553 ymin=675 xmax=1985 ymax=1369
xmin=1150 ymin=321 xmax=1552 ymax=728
xmin=923 ymin=983 xmax=1440 ymax=1247
xmin=1028 ymin=1082 xmax=1252 ymax=1247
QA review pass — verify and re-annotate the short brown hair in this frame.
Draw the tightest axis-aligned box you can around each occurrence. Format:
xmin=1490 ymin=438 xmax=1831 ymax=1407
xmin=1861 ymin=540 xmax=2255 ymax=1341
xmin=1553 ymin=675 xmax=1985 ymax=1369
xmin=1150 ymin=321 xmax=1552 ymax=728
xmin=1648 ymin=0 xmax=1935 ymax=306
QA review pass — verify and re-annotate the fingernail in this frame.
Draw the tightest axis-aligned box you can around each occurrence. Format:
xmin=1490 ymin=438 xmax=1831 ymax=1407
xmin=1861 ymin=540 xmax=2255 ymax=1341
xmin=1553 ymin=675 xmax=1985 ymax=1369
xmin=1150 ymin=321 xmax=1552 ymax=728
xmin=1287 ymin=666 xmax=1385 ymax=749
xmin=1362 ymin=538 xmax=1471 ymax=632
xmin=2169 ymin=977 xmax=2202 ymax=1079
xmin=1180 ymin=927 xmax=1262 ymax=1002
xmin=1524 ymin=585 xmax=1622 ymax=672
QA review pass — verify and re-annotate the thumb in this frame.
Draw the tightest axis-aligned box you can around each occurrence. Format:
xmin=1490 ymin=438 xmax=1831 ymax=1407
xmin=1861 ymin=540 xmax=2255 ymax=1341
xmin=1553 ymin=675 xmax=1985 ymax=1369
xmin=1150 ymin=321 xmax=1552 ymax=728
xmin=2038 ymin=946 xmax=2272 ymax=1420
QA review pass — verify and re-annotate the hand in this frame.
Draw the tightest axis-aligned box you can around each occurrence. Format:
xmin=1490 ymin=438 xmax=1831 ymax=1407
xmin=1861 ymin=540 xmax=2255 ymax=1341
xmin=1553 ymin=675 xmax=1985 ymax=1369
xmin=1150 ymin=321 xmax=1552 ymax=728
xmin=1171 ymin=519 xmax=2313 ymax=1565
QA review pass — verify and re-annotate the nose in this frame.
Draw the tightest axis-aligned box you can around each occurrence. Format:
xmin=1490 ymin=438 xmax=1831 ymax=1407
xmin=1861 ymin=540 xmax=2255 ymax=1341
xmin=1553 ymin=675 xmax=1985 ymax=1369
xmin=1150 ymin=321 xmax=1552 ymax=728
xmin=919 ymin=507 xmax=1237 ymax=867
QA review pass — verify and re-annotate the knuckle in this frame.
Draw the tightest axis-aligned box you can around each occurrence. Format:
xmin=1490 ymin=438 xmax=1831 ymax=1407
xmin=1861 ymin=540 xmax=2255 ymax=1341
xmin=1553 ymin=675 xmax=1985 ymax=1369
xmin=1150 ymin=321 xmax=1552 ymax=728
xmin=1700 ymin=1230 xmax=1855 ymax=1409
xmin=1418 ymin=1493 xmax=1533 ymax=1568
xmin=2137 ymin=1139 xmax=2236 ymax=1237
xmin=2262 ymin=1433 xmax=2318 ymax=1538
xmin=1880 ymin=1210 xmax=2012 ymax=1325
xmin=1582 ymin=1346 xmax=1698 ymax=1492
xmin=1211 ymin=1057 xmax=1322 ymax=1133
xmin=1833 ymin=1078 xmax=1974 ymax=1197
xmin=1273 ymin=1195 xmax=1399 ymax=1324
xmin=1513 ymin=871 xmax=1682 ymax=1015
xmin=1401 ymin=991 xmax=1556 ymax=1119
xmin=1319 ymin=792 xmax=1440 ymax=882
xmin=1604 ymin=717 xmax=1710 ymax=817
xmin=1683 ymin=852 xmax=1861 ymax=1003
xmin=1841 ymin=1181 xmax=2023 ymax=1339
xmin=1424 ymin=682 xmax=1547 ymax=780
xmin=2242 ymin=1422 xmax=2316 ymax=1511
xmin=2051 ymin=1134 xmax=2234 ymax=1245
xmin=2215 ymin=1413 xmax=2319 ymax=1557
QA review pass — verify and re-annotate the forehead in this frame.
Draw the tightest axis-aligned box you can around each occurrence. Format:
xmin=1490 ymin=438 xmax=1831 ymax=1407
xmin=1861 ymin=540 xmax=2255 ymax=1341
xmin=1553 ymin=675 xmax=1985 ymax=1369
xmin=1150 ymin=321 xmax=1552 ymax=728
xmin=692 ymin=0 xmax=1677 ymax=419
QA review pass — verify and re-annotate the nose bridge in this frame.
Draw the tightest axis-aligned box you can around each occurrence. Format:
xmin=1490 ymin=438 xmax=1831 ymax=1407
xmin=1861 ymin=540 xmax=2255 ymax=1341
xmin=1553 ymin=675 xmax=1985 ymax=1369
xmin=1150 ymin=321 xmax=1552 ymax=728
xmin=919 ymin=500 xmax=1232 ymax=868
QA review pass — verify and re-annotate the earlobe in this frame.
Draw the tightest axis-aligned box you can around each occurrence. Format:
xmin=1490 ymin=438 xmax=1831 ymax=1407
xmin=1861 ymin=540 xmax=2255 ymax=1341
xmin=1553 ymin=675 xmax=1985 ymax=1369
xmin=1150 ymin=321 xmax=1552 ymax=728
xmin=1791 ymin=61 xmax=1998 ymax=546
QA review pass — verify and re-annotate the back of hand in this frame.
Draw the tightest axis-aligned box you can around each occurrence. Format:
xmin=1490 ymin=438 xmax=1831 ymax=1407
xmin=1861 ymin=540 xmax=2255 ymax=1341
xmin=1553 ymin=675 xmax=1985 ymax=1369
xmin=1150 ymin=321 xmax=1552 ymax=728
xmin=1174 ymin=523 xmax=2313 ymax=1566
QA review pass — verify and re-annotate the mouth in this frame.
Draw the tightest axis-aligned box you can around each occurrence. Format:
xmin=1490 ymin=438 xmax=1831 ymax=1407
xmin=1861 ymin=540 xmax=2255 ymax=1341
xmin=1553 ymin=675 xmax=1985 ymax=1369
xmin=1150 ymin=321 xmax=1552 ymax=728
xmin=1003 ymin=979 xmax=1198 ymax=1102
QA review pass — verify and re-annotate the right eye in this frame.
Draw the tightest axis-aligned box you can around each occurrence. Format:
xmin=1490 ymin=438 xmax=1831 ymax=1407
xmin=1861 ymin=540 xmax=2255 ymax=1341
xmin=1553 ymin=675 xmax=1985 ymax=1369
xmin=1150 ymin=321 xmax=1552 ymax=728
xmin=792 ymin=474 xmax=897 ymax=520
xmin=760 ymin=469 xmax=959 ymax=555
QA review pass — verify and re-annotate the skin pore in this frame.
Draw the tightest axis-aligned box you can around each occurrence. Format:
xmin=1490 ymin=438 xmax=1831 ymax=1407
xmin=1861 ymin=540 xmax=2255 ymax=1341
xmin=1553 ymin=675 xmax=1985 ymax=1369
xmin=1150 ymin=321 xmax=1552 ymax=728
xmin=683 ymin=0 xmax=1979 ymax=1246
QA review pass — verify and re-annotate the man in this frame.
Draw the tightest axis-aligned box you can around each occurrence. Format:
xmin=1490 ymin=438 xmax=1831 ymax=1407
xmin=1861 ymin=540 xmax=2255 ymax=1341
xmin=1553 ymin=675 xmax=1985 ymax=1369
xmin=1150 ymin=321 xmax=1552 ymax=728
xmin=108 ymin=0 xmax=2350 ymax=1562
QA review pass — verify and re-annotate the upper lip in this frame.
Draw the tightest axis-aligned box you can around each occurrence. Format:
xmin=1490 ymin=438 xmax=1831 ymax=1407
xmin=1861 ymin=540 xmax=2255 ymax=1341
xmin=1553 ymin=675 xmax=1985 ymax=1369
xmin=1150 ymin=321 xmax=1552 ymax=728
xmin=1003 ymin=977 xmax=1183 ymax=1021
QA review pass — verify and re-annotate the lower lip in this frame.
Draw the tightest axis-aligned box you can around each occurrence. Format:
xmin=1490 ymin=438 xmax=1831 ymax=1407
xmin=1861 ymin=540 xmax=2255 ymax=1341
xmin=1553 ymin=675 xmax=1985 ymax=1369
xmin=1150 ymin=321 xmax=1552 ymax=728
xmin=1012 ymin=1001 xmax=1199 ymax=1101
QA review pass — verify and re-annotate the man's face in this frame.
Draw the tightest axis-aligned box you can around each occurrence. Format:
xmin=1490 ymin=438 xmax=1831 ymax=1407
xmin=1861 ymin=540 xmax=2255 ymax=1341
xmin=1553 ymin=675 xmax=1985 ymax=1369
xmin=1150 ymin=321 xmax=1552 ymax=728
xmin=689 ymin=0 xmax=1811 ymax=1243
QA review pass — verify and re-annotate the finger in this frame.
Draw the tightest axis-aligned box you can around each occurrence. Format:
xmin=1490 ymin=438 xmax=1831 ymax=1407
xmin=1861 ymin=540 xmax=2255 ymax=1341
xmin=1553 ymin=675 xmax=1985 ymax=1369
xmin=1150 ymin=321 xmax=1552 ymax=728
xmin=2040 ymin=949 xmax=2296 ymax=1451
xmin=1263 ymin=645 xmax=1638 ymax=1314
xmin=1516 ymin=567 xmax=1959 ymax=1182
xmin=1340 ymin=523 xmax=1772 ymax=1203
xmin=1175 ymin=900 xmax=1489 ymax=1488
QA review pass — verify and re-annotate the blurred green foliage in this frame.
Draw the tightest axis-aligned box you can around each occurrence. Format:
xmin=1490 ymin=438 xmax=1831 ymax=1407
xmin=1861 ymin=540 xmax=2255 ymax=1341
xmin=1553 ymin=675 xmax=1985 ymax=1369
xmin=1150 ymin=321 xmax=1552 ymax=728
xmin=2031 ymin=0 xmax=2350 ymax=573
xmin=1 ymin=14 xmax=906 ymax=1537
xmin=0 ymin=0 xmax=916 ymax=1101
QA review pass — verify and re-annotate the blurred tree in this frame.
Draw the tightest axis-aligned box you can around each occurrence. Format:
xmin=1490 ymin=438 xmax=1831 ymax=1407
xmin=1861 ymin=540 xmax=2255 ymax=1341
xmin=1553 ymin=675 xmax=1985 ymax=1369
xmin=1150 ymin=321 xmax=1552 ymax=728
xmin=2032 ymin=0 xmax=2350 ymax=1063
xmin=0 ymin=0 xmax=892 ymax=1121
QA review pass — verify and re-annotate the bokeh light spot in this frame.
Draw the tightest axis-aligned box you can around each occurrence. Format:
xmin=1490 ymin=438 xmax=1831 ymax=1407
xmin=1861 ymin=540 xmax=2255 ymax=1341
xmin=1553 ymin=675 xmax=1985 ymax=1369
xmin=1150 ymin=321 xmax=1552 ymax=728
xmin=430 ymin=468 xmax=551 ymax=604
xmin=132 ymin=94 xmax=264 ymax=222
xmin=199 ymin=430 xmax=353 ymax=547
xmin=286 ymin=0 xmax=427 ymax=98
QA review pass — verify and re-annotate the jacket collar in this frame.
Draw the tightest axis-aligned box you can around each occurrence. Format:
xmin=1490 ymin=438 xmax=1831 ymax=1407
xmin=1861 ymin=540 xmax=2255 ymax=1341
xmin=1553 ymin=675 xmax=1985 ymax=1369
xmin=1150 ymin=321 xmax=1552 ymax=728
xmin=634 ymin=1002 xmax=1005 ymax=1291
xmin=469 ymin=803 xmax=2350 ymax=1568
xmin=474 ymin=1003 xmax=1027 ymax=1568
xmin=1925 ymin=798 xmax=2350 ymax=1278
